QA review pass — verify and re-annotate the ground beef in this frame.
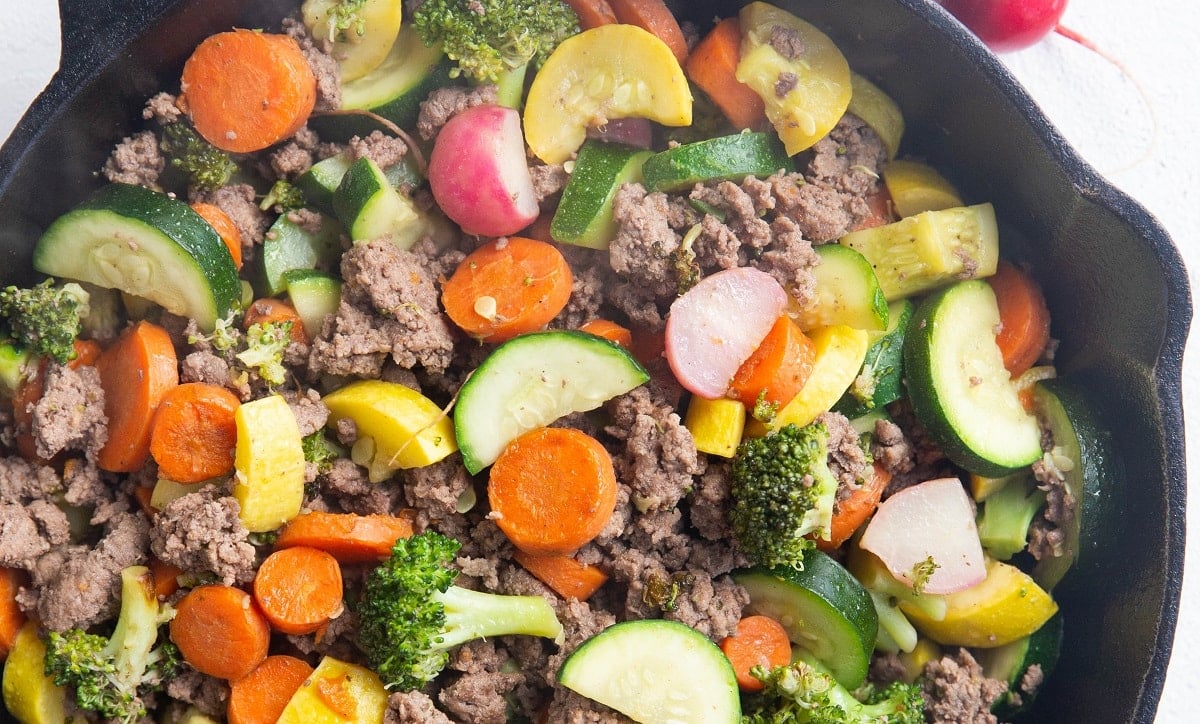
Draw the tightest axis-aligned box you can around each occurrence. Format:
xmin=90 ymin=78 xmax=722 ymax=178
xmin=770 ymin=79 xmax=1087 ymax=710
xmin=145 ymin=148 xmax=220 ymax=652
xmin=542 ymin=689 xmax=636 ymax=723
xmin=283 ymin=387 xmax=329 ymax=436
xmin=608 ymin=183 xmax=689 ymax=300
xmin=318 ymin=457 xmax=403 ymax=516
xmin=872 ymin=417 xmax=916 ymax=477
xmin=604 ymin=386 xmax=705 ymax=513
xmin=164 ymin=668 xmax=229 ymax=718
xmin=150 ymin=486 xmax=256 ymax=586
xmin=348 ymin=130 xmax=410 ymax=170
xmin=308 ymin=241 xmax=456 ymax=378
xmin=922 ymin=648 xmax=1008 ymax=724
xmin=869 ymin=651 xmax=910 ymax=685
xmin=385 ymin=691 xmax=454 ymax=724
xmin=189 ymin=183 xmax=270 ymax=247
xmin=0 ymin=455 xmax=62 ymax=501
xmin=410 ymin=235 xmax=467 ymax=284
xmin=531 ymin=162 xmax=569 ymax=205
xmin=0 ymin=501 xmax=71 ymax=569
xmin=269 ymin=126 xmax=321 ymax=178
xmin=102 ymin=130 xmax=165 ymax=188
xmin=756 ymin=215 xmax=820 ymax=305
xmin=179 ymin=350 xmax=248 ymax=399
xmin=775 ymin=71 xmax=799 ymax=98
xmin=438 ymin=640 xmax=523 ymax=724
xmin=30 ymin=363 xmax=107 ymax=461
xmin=769 ymin=24 xmax=805 ymax=59
xmin=142 ymin=91 xmax=183 ymax=125
xmin=551 ymin=248 xmax=615 ymax=330
xmin=417 ymin=84 xmax=500 ymax=141
xmin=1028 ymin=448 xmax=1075 ymax=561
xmin=665 ymin=572 xmax=748 ymax=640
xmin=808 ymin=114 xmax=887 ymax=199
xmin=282 ymin=17 xmax=342 ymax=111
xmin=820 ymin=410 xmax=870 ymax=500
xmin=401 ymin=455 xmax=473 ymax=527
xmin=687 ymin=463 xmax=735 ymax=541
xmin=690 ymin=178 xmax=774 ymax=255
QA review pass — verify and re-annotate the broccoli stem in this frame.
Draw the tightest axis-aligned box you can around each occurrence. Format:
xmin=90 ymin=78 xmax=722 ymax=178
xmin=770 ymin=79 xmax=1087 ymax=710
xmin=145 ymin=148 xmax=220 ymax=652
xmin=977 ymin=475 xmax=1046 ymax=560
xmin=493 ymin=62 xmax=529 ymax=110
xmin=437 ymin=585 xmax=564 ymax=648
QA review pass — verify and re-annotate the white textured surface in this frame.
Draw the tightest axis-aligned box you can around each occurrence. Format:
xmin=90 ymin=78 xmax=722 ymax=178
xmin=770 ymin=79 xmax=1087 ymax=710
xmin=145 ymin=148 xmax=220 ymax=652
xmin=0 ymin=2 xmax=1196 ymax=721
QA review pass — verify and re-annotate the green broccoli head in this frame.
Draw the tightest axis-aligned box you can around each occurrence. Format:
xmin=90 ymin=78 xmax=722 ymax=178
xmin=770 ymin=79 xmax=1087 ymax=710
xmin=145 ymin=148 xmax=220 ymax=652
xmin=357 ymin=530 xmax=564 ymax=691
xmin=43 ymin=566 xmax=179 ymax=724
xmin=731 ymin=422 xmax=838 ymax=570
xmin=743 ymin=658 xmax=924 ymax=724
xmin=412 ymin=0 xmax=579 ymax=83
xmin=236 ymin=320 xmax=294 ymax=388
xmin=0 ymin=279 xmax=88 ymax=364
xmin=260 ymin=179 xmax=306 ymax=213
xmin=161 ymin=122 xmax=238 ymax=192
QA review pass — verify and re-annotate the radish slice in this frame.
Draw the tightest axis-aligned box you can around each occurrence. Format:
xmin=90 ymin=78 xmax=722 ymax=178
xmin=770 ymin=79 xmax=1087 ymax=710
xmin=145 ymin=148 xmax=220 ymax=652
xmin=664 ymin=267 xmax=788 ymax=399
xmin=858 ymin=477 xmax=987 ymax=595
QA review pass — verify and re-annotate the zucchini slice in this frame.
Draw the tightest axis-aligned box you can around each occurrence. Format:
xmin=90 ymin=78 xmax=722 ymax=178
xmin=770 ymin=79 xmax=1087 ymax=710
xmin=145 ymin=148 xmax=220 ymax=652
xmin=33 ymin=183 xmax=240 ymax=331
xmin=640 ymin=131 xmax=792 ymax=193
xmin=261 ymin=211 xmax=343 ymax=296
xmin=551 ymin=140 xmax=652 ymax=250
xmin=792 ymin=243 xmax=888 ymax=332
xmin=979 ymin=612 xmax=1063 ymax=719
xmin=832 ymin=299 xmax=913 ymax=419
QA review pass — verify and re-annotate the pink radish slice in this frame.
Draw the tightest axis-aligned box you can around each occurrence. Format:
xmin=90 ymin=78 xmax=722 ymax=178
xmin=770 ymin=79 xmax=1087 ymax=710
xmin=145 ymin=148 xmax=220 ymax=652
xmin=858 ymin=477 xmax=987 ymax=595
xmin=428 ymin=104 xmax=539 ymax=237
xmin=664 ymin=267 xmax=788 ymax=399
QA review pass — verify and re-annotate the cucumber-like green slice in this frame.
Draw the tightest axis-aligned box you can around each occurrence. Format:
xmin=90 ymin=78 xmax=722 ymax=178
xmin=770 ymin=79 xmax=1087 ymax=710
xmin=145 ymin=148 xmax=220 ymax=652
xmin=283 ymin=269 xmax=342 ymax=339
xmin=904 ymin=280 xmax=1042 ymax=476
xmin=794 ymin=244 xmax=888 ymax=332
xmin=839 ymin=203 xmax=998 ymax=301
xmin=333 ymin=157 xmax=423 ymax=248
xmin=832 ymin=299 xmax=913 ymax=419
xmin=559 ymin=619 xmax=741 ymax=723
xmin=1030 ymin=379 xmax=1114 ymax=591
xmin=979 ymin=612 xmax=1063 ymax=719
xmin=33 ymin=183 xmax=240 ymax=331
xmin=734 ymin=550 xmax=878 ymax=689
xmin=261 ymin=211 xmax=343 ymax=296
xmin=296 ymin=153 xmax=354 ymax=214
xmin=341 ymin=24 xmax=456 ymax=130
xmin=641 ymin=131 xmax=792 ymax=193
xmin=551 ymin=141 xmax=652 ymax=250
xmin=453 ymin=330 xmax=648 ymax=474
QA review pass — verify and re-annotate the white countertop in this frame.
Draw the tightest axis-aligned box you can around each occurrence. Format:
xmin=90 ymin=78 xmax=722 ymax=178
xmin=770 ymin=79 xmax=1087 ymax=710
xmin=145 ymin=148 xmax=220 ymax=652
xmin=2 ymin=2 xmax=1197 ymax=720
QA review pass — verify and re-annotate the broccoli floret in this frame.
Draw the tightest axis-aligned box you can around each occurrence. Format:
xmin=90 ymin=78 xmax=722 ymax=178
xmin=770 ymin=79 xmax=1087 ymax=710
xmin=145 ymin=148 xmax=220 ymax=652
xmin=0 ymin=341 xmax=35 ymax=397
xmin=0 ymin=279 xmax=88 ymax=364
xmin=43 ymin=566 xmax=180 ymax=724
xmin=412 ymin=0 xmax=579 ymax=84
xmin=314 ymin=0 xmax=369 ymax=43
xmin=260 ymin=179 xmax=306 ymax=213
xmin=642 ymin=571 xmax=695 ymax=612
xmin=977 ymin=475 xmax=1046 ymax=560
xmin=357 ymin=530 xmax=564 ymax=690
xmin=161 ymin=122 xmax=238 ymax=192
xmin=236 ymin=321 xmax=293 ymax=388
xmin=302 ymin=430 xmax=342 ymax=475
xmin=743 ymin=656 xmax=924 ymax=724
xmin=730 ymin=421 xmax=839 ymax=569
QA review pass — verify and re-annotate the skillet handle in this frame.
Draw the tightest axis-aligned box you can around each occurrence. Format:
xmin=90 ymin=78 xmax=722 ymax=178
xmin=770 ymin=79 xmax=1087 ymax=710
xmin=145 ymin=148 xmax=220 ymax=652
xmin=57 ymin=0 xmax=177 ymax=70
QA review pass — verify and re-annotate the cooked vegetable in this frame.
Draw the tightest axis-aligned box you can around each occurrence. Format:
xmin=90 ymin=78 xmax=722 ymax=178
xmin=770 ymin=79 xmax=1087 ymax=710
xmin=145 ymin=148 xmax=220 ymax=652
xmin=232 ymin=395 xmax=306 ymax=533
xmin=227 ymin=655 xmax=314 ymax=724
xmin=253 ymin=547 xmax=344 ymax=635
xmin=189 ymin=202 xmax=244 ymax=269
xmin=169 ymin=584 xmax=271 ymax=681
xmin=333 ymin=156 xmax=424 ymax=247
xmin=976 ymin=473 xmax=1046 ymax=560
xmin=742 ymin=656 xmax=925 ymax=724
xmin=831 ymin=299 xmax=912 ymax=419
xmin=577 ymin=318 xmax=633 ymax=348
xmin=731 ymin=421 xmax=839 ymax=568
xmin=728 ymin=314 xmax=816 ymax=411
xmin=340 ymin=23 xmax=456 ymax=128
xmin=685 ymin=17 xmax=767 ymax=131
xmin=0 ymin=279 xmax=88 ymax=365
xmin=564 ymin=0 xmax=617 ymax=29
xmin=2 ymin=621 xmax=71 ymax=724
xmin=95 ymin=321 xmax=180 ymax=473
xmin=511 ymin=550 xmax=609 ymax=601
xmin=275 ymin=511 xmax=414 ymax=563
xmin=559 ymin=619 xmax=741 ymax=722
xmin=488 ymin=426 xmax=618 ymax=555
xmin=301 ymin=0 xmax=404 ymax=82
xmin=822 ymin=463 xmax=892 ymax=551
xmin=641 ymin=132 xmax=790 ymax=194
xmin=608 ymin=0 xmax=688 ymax=64
xmin=276 ymin=656 xmax=388 ymax=723
xmin=978 ymin=612 xmax=1062 ymax=719
xmin=881 ymin=159 xmax=964 ymax=218
xmin=0 ymin=568 xmax=25 ymax=662
xmin=356 ymin=531 xmax=563 ymax=690
xmin=550 ymin=140 xmax=651 ymax=249
xmin=161 ymin=122 xmax=238 ymax=192
xmin=847 ymin=73 xmax=905 ymax=160
xmin=43 ymin=567 xmax=180 ymax=723
xmin=180 ymin=29 xmax=316 ymax=153
xmin=986 ymin=259 xmax=1052 ymax=377
xmin=720 ymin=615 xmax=795 ymax=692
xmin=282 ymin=270 xmax=342 ymax=339
xmin=149 ymin=382 xmax=241 ymax=483
xmin=684 ymin=396 xmax=747 ymax=458
xmin=792 ymin=244 xmax=888 ymax=332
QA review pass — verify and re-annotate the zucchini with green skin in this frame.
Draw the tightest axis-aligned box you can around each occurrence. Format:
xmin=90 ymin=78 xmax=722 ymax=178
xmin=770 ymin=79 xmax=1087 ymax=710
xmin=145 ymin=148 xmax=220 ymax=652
xmin=283 ymin=270 xmax=341 ymax=340
xmin=832 ymin=299 xmax=913 ymax=419
xmin=792 ymin=243 xmax=888 ymax=332
xmin=551 ymin=141 xmax=652 ymax=250
xmin=333 ymin=157 xmax=424 ymax=248
xmin=903 ymin=280 xmax=1042 ymax=476
xmin=640 ymin=131 xmax=792 ymax=193
xmin=33 ymin=183 xmax=240 ymax=331
xmin=978 ymin=612 xmax=1063 ymax=719
xmin=260 ymin=211 xmax=343 ymax=296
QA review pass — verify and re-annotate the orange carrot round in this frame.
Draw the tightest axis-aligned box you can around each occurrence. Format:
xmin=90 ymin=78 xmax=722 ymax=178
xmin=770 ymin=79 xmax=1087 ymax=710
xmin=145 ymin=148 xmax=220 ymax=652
xmin=181 ymin=29 xmax=317 ymax=153
xmin=243 ymin=297 xmax=309 ymax=345
xmin=987 ymin=260 xmax=1051 ymax=377
xmin=149 ymin=382 xmax=241 ymax=483
xmin=817 ymin=463 xmax=893 ymax=552
xmin=0 ymin=567 xmax=28 ymax=661
xmin=275 ymin=511 xmax=414 ymax=563
xmin=685 ymin=17 xmax=767 ymax=131
xmin=512 ymin=550 xmax=609 ymax=601
xmin=191 ymin=202 xmax=244 ymax=269
xmin=565 ymin=0 xmax=618 ymax=29
xmin=170 ymin=584 xmax=271 ymax=681
xmin=488 ymin=427 xmax=618 ymax=556
xmin=441 ymin=236 xmax=573 ymax=343
xmin=720 ymin=614 xmax=793 ymax=692
xmin=578 ymin=319 xmax=633 ymax=349
xmin=609 ymin=0 xmax=689 ymax=64
xmin=729 ymin=315 xmax=816 ymax=409
xmin=148 ymin=558 xmax=183 ymax=601
xmin=253 ymin=546 xmax=344 ymax=635
xmin=228 ymin=655 xmax=315 ymax=724
xmin=95 ymin=321 xmax=179 ymax=473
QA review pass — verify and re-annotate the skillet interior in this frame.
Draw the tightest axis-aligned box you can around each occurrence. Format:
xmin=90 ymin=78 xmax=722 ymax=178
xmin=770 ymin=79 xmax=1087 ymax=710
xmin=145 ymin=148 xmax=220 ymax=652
xmin=0 ymin=0 xmax=1189 ymax=721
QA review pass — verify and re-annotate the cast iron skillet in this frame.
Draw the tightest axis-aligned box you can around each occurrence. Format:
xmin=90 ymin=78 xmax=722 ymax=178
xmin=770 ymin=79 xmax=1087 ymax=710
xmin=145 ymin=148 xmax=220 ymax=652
xmin=0 ymin=0 xmax=1189 ymax=721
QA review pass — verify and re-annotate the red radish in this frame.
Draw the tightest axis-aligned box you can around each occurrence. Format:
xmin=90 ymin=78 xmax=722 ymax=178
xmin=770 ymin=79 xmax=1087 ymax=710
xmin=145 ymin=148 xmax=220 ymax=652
xmin=936 ymin=0 xmax=1068 ymax=52
xmin=664 ymin=267 xmax=788 ymax=399
xmin=858 ymin=477 xmax=987 ymax=595
xmin=428 ymin=104 xmax=539 ymax=237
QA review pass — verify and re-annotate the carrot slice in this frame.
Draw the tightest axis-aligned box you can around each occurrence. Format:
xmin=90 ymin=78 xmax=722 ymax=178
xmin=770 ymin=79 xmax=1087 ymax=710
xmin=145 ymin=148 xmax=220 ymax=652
xmin=685 ymin=17 xmax=767 ymax=131
xmin=0 ymin=567 xmax=28 ymax=662
xmin=253 ymin=546 xmax=344 ymax=636
xmin=228 ymin=655 xmax=315 ymax=724
xmin=441 ymin=236 xmax=573 ymax=343
xmin=512 ymin=550 xmax=609 ymax=601
xmin=180 ymin=29 xmax=317 ymax=153
xmin=817 ymin=463 xmax=893 ymax=552
xmin=243 ymin=297 xmax=309 ymax=345
xmin=149 ymin=382 xmax=241 ymax=483
xmin=987 ymin=260 xmax=1051 ymax=377
xmin=565 ymin=0 xmax=618 ymax=29
xmin=488 ymin=427 xmax=618 ymax=556
xmin=275 ymin=511 xmax=414 ymax=563
xmin=720 ymin=614 xmax=793 ymax=692
xmin=170 ymin=584 xmax=271 ymax=681
xmin=95 ymin=321 xmax=179 ymax=473
xmin=609 ymin=0 xmax=689 ymax=64
xmin=148 ymin=558 xmax=183 ymax=601
xmin=728 ymin=315 xmax=816 ymax=410
xmin=191 ymin=201 xmax=244 ymax=269
xmin=578 ymin=319 xmax=633 ymax=349
xmin=11 ymin=338 xmax=102 ymax=462
xmin=850 ymin=183 xmax=896 ymax=232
